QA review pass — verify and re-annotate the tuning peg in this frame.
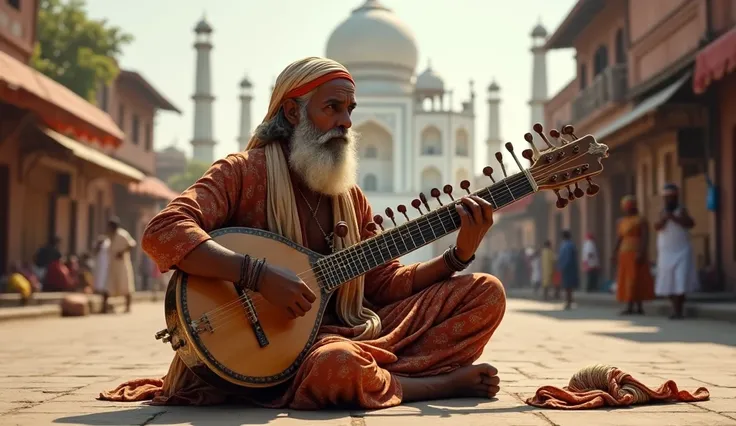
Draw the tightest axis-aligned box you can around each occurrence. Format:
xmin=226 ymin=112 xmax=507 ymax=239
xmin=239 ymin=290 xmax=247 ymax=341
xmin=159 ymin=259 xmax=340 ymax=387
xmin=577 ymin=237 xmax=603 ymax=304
xmin=373 ymin=214 xmax=385 ymax=231
xmin=397 ymin=204 xmax=410 ymax=221
xmin=334 ymin=221 xmax=349 ymax=240
xmin=562 ymin=124 xmax=578 ymax=140
xmin=495 ymin=152 xmax=508 ymax=177
xmin=411 ymin=199 xmax=424 ymax=214
xmin=430 ymin=188 xmax=444 ymax=206
xmin=365 ymin=222 xmax=378 ymax=234
xmin=566 ymin=186 xmax=575 ymax=201
xmin=443 ymin=184 xmax=455 ymax=201
xmin=549 ymin=128 xmax=565 ymax=145
xmin=504 ymin=142 xmax=524 ymax=171
xmin=533 ymin=123 xmax=555 ymax=149
xmin=522 ymin=149 xmax=534 ymax=166
xmin=586 ymin=177 xmax=600 ymax=196
xmin=460 ymin=180 xmax=471 ymax=194
xmin=482 ymin=166 xmax=496 ymax=183
xmin=419 ymin=192 xmax=431 ymax=211
xmin=573 ymin=182 xmax=585 ymax=198
xmin=523 ymin=132 xmax=542 ymax=158
xmin=554 ymin=189 xmax=569 ymax=209
xmin=385 ymin=207 xmax=397 ymax=225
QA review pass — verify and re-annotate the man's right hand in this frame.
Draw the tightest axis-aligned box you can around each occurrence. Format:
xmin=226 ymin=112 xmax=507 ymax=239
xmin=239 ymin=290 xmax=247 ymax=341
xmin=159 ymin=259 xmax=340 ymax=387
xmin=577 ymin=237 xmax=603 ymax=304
xmin=258 ymin=263 xmax=317 ymax=319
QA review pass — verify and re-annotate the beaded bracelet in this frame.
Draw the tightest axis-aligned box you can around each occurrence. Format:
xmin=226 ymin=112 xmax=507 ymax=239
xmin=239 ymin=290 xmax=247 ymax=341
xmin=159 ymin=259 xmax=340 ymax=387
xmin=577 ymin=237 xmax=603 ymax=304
xmin=443 ymin=246 xmax=475 ymax=272
xmin=237 ymin=255 xmax=267 ymax=292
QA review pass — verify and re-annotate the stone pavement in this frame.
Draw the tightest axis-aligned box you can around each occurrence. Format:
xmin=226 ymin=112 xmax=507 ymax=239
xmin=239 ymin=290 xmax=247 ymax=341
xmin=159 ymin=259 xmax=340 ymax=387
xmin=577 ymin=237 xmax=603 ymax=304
xmin=1 ymin=299 xmax=735 ymax=425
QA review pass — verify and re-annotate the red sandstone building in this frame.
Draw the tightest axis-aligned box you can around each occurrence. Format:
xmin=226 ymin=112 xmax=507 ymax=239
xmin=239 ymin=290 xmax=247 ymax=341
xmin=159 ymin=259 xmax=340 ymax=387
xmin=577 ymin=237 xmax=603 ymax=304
xmin=497 ymin=0 xmax=736 ymax=293
xmin=0 ymin=0 xmax=178 ymax=277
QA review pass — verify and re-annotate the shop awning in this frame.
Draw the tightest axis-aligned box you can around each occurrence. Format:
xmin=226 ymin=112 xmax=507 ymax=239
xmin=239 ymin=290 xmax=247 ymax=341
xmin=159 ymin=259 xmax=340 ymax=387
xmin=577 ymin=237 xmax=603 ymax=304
xmin=128 ymin=176 xmax=179 ymax=201
xmin=41 ymin=127 xmax=144 ymax=182
xmin=693 ymin=27 xmax=736 ymax=94
xmin=596 ymin=72 xmax=691 ymax=140
xmin=0 ymin=50 xmax=123 ymax=147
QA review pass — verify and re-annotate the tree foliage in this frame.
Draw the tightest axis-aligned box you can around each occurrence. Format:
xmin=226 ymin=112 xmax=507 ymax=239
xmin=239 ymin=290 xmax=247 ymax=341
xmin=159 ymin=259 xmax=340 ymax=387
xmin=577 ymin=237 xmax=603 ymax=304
xmin=31 ymin=0 xmax=133 ymax=102
xmin=167 ymin=161 xmax=211 ymax=193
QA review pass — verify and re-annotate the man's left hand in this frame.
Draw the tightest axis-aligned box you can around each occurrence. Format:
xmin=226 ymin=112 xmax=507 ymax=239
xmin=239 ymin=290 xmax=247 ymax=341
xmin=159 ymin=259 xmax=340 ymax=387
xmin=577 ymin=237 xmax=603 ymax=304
xmin=455 ymin=195 xmax=494 ymax=262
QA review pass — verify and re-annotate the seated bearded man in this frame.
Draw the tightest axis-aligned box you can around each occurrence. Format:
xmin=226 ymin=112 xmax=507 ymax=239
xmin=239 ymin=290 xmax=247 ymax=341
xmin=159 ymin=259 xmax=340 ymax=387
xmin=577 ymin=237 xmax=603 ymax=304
xmin=99 ymin=57 xmax=507 ymax=410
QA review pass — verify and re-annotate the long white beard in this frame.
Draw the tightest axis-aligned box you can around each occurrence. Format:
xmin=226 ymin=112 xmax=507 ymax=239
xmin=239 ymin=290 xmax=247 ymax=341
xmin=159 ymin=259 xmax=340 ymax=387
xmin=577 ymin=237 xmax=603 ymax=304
xmin=288 ymin=116 xmax=359 ymax=196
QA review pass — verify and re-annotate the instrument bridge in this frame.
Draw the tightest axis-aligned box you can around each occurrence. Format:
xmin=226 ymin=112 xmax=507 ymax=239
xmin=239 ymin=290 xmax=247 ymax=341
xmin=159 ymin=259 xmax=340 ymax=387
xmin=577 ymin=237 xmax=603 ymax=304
xmin=191 ymin=316 xmax=214 ymax=334
xmin=233 ymin=284 xmax=270 ymax=348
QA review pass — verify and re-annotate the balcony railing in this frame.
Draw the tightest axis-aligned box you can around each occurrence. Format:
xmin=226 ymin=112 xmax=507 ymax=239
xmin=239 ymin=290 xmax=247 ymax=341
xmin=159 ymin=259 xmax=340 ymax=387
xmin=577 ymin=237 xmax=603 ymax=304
xmin=572 ymin=64 xmax=628 ymax=122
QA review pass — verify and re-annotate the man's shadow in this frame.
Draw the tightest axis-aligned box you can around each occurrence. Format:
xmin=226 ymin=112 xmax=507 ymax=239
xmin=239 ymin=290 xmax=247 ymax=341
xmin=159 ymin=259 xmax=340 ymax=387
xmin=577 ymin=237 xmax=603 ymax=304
xmin=53 ymin=398 xmax=538 ymax=425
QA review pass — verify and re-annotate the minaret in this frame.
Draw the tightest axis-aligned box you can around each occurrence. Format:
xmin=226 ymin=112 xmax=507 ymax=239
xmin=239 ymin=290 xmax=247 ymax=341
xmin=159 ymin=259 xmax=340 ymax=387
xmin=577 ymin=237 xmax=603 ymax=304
xmin=237 ymin=75 xmax=253 ymax=152
xmin=529 ymin=21 xmax=549 ymax=127
xmin=486 ymin=80 xmax=503 ymax=169
xmin=191 ymin=16 xmax=216 ymax=164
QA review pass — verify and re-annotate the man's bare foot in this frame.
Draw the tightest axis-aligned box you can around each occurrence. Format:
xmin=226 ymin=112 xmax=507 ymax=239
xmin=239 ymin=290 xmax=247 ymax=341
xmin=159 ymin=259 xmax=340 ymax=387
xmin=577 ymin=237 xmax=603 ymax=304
xmin=398 ymin=363 xmax=500 ymax=402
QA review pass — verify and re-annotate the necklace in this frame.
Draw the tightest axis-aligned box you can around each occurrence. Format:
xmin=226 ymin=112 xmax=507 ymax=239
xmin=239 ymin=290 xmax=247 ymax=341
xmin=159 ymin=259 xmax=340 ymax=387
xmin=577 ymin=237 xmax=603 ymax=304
xmin=296 ymin=187 xmax=335 ymax=253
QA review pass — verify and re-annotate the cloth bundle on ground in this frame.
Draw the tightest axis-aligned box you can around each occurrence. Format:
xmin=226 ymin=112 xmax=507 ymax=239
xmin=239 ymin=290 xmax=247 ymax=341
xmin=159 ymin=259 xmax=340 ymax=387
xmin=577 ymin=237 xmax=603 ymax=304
xmin=526 ymin=364 xmax=710 ymax=409
xmin=60 ymin=294 xmax=90 ymax=317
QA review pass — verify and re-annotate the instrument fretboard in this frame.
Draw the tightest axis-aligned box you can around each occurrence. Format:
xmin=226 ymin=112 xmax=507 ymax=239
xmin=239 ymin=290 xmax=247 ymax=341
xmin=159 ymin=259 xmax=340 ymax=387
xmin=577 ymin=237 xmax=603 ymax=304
xmin=315 ymin=171 xmax=536 ymax=290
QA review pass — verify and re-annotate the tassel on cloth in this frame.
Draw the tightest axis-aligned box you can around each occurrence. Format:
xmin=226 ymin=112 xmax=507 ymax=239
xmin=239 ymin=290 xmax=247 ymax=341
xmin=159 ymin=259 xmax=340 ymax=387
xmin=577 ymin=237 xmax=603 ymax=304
xmin=526 ymin=364 xmax=710 ymax=409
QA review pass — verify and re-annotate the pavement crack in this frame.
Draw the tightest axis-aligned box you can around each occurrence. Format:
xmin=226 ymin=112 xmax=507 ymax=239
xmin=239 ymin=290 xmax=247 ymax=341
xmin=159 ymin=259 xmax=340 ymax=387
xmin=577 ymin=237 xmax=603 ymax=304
xmin=532 ymin=412 xmax=559 ymax=425
xmin=140 ymin=410 xmax=167 ymax=425
xmin=511 ymin=366 xmax=532 ymax=378
xmin=349 ymin=414 xmax=366 ymax=426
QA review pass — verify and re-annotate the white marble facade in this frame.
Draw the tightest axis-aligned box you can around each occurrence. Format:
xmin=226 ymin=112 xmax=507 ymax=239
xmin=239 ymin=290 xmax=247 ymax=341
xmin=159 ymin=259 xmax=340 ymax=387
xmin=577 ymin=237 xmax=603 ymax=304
xmin=323 ymin=0 xmax=480 ymax=263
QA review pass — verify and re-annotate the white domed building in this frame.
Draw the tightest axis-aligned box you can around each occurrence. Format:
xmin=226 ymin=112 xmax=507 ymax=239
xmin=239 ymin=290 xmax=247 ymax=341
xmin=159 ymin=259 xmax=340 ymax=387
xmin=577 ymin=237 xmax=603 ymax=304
xmin=326 ymin=0 xmax=477 ymax=262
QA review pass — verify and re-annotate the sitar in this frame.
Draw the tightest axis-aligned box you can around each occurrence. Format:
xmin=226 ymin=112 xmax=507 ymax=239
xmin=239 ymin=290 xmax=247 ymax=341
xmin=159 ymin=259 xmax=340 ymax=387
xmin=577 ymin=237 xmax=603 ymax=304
xmin=154 ymin=124 xmax=609 ymax=392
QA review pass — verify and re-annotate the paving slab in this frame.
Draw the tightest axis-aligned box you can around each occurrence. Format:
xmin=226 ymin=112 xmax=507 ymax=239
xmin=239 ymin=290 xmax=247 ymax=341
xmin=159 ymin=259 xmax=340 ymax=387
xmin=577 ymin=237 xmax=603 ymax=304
xmin=2 ymin=300 xmax=736 ymax=425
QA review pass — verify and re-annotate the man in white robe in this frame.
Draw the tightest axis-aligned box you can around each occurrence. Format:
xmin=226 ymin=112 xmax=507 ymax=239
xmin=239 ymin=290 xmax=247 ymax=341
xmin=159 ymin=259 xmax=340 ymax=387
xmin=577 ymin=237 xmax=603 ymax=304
xmin=102 ymin=217 xmax=136 ymax=313
xmin=654 ymin=184 xmax=699 ymax=319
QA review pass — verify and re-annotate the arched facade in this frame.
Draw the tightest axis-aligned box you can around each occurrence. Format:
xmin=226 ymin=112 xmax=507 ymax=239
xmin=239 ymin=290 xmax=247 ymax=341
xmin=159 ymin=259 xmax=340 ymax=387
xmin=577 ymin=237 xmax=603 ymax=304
xmin=455 ymin=129 xmax=469 ymax=156
xmin=455 ymin=168 xmax=470 ymax=185
xmin=356 ymin=120 xmax=394 ymax=192
xmin=420 ymin=166 xmax=443 ymax=193
xmin=363 ymin=173 xmax=378 ymax=192
xmin=420 ymin=126 xmax=442 ymax=156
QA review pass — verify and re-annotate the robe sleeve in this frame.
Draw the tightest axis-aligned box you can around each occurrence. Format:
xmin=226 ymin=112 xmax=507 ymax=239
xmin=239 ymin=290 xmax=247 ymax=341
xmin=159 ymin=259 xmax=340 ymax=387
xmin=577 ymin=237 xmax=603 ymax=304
xmin=121 ymin=229 xmax=136 ymax=248
xmin=352 ymin=188 xmax=419 ymax=307
xmin=141 ymin=153 xmax=247 ymax=272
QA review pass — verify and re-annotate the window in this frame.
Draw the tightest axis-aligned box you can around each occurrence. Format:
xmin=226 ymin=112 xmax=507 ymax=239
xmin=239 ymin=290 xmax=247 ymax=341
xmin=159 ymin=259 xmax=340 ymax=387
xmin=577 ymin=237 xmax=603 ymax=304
xmin=118 ymin=104 xmax=125 ymax=129
xmin=7 ymin=0 xmax=20 ymax=10
xmin=594 ymin=45 xmax=609 ymax=75
xmin=579 ymin=64 xmax=587 ymax=90
xmin=364 ymin=145 xmax=377 ymax=158
xmin=455 ymin=129 xmax=469 ymax=156
xmin=363 ymin=174 xmax=377 ymax=191
xmin=132 ymin=114 xmax=140 ymax=145
xmin=144 ymin=121 xmax=152 ymax=151
xmin=615 ymin=29 xmax=626 ymax=64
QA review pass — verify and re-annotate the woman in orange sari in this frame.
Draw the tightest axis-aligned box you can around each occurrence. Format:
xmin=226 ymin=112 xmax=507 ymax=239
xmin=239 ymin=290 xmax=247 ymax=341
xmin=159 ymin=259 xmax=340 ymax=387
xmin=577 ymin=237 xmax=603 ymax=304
xmin=613 ymin=195 xmax=654 ymax=314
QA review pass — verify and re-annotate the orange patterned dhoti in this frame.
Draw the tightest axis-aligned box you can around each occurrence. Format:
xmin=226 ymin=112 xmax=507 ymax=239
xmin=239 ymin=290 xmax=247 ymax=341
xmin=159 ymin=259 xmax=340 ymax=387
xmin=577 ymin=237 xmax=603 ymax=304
xmin=100 ymin=273 xmax=506 ymax=409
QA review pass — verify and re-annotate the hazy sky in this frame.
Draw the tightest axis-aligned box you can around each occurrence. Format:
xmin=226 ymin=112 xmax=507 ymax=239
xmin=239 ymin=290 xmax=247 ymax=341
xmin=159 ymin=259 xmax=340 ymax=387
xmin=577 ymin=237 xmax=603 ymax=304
xmin=85 ymin=0 xmax=577 ymax=174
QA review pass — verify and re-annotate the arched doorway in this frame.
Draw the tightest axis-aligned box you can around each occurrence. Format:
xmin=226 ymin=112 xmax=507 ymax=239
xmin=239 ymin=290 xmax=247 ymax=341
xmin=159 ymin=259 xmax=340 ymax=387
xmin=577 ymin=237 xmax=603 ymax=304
xmin=356 ymin=120 xmax=394 ymax=192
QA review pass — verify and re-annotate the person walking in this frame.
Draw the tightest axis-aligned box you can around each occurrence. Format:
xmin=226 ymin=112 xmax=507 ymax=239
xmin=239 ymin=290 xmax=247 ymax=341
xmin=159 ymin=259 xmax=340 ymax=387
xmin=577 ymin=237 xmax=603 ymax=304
xmin=654 ymin=184 xmax=699 ymax=319
xmin=613 ymin=195 xmax=654 ymax=315
xmin=582 ymin=233 xmax=600 ymax=292
xmin=557 ymin=231 xmax=579 ymax=310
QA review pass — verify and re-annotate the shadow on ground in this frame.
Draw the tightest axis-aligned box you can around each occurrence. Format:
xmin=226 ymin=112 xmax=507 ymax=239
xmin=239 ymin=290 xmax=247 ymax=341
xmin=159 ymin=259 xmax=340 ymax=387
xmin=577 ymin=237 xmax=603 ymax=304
xmin=52 ymin=399 xmax=538 ymax=425
xmin=514 ymin=306 xmax=736 ymax=347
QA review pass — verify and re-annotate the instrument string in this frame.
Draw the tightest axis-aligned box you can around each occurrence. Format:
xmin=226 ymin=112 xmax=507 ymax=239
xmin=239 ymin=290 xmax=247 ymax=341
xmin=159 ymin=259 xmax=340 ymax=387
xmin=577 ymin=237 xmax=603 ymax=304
xmin=197 ymin=154 xmax=586 ymax=325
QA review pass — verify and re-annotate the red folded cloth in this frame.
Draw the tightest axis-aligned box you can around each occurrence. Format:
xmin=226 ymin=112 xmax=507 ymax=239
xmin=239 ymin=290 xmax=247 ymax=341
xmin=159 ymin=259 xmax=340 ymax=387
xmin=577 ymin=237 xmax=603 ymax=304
xmin=526 ymin=364 xmax=710 ymax=409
